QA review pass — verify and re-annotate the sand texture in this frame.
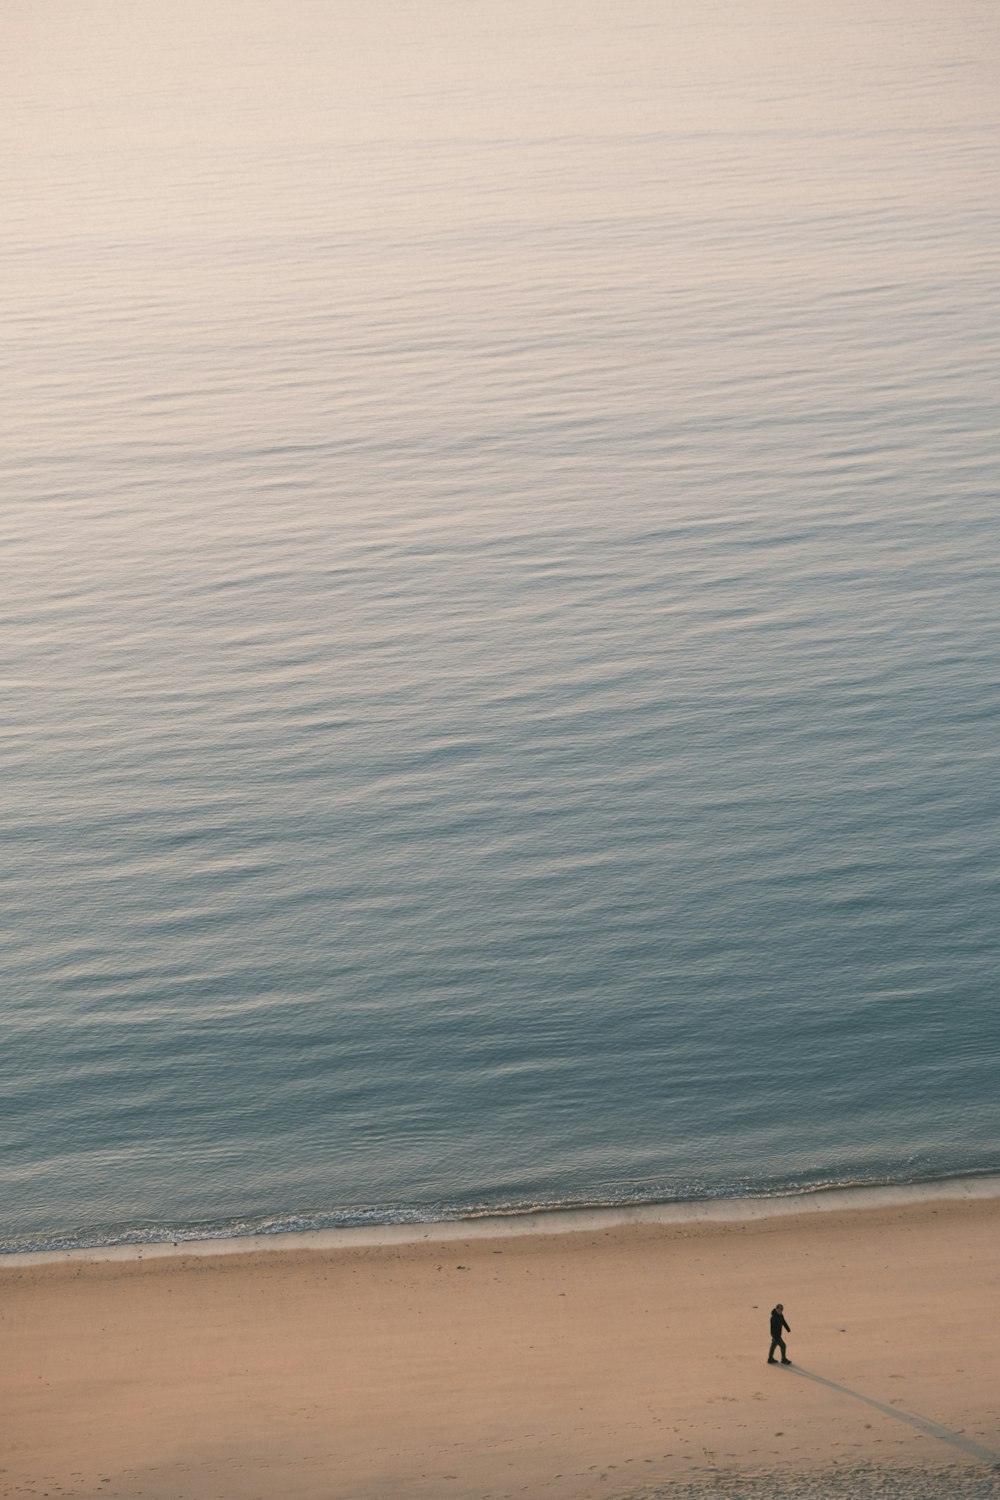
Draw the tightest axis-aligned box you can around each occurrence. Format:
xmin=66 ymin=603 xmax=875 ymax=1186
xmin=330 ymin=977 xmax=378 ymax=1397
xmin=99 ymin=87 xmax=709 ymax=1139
xmin=3 ymin=1197 xmax=999 ymax=1499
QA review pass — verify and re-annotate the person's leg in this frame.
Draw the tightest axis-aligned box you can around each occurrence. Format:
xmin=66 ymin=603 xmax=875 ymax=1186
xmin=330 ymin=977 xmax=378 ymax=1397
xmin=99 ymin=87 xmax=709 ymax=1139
xmin=780 ymin=1337 xmax=791 ymax=1364
xmin=768 ymin=1338 xmax=779 ymax=1363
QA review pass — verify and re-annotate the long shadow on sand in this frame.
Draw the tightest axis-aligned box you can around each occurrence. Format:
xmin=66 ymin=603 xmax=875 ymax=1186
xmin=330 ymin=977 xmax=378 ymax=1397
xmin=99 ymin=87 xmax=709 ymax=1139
xmin=783 ymin=1365 xmax=999 ymax=1466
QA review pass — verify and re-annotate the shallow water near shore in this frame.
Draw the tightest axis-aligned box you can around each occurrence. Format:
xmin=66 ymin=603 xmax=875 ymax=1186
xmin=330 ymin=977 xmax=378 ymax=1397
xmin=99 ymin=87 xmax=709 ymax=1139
xmin=2 ymin=0 xmax=1000 ymax=1254
xmin=4 ymin=1175 xmax=998 ymax=1268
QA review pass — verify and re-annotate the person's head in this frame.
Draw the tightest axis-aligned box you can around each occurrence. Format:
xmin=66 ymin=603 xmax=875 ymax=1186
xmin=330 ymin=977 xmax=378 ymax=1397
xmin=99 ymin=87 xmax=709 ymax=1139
xmin=776 ymin=1303 xmax=783 ymax=1311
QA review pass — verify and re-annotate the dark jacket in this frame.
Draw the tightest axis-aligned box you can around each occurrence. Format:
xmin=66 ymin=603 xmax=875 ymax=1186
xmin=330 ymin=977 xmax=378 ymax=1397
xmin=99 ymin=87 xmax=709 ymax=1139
xmin=770 ymin=1308 xmax=790 ymax=1339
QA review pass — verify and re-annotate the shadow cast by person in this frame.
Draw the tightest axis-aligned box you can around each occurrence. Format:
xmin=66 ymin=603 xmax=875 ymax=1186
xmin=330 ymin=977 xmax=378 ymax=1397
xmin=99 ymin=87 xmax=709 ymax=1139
xmin=781 ymin=1364 xmax=999 ymax=1467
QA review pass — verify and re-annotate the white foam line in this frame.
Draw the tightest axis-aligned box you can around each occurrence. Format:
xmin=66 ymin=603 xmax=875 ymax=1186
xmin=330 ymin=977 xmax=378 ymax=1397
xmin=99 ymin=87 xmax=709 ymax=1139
xmin=4 ymin=1174 xmax=999 ymax=1269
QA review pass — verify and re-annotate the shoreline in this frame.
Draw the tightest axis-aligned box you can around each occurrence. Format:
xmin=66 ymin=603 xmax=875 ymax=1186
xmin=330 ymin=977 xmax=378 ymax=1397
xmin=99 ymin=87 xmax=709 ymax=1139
xmin=5 ymin=1191 xmax=1000 ymax=1499
xmin=4 ymin=1169 xmax=1000 ymax=1268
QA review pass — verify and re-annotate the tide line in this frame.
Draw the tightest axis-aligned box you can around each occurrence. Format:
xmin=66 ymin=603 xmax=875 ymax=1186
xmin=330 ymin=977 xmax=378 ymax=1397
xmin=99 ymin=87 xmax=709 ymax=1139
xmin=3 ymin=1172 xmax=999 ymax=1269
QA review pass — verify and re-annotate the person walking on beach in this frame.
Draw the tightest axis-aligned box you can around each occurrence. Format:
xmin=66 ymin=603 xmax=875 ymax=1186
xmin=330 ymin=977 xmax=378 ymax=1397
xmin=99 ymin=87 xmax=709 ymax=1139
xmin=768 ymin=1303 xmax=791 ymax=1365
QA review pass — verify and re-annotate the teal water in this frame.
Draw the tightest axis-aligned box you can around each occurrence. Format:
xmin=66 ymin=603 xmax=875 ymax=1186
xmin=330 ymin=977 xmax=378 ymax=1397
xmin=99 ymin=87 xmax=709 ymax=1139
xmin=2 ymin=0 xmax=999 ymax=1253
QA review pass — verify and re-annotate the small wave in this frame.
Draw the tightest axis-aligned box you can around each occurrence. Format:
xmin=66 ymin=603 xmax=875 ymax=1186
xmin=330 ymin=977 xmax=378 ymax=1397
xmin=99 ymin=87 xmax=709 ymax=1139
xmin=4 ymin=1165 xmax=1000 ymax=1264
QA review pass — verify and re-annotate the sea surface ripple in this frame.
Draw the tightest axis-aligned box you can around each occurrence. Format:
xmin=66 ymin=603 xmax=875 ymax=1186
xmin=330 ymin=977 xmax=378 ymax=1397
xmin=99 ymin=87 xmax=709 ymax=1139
xmin=2 ymin=0 xmax=999 ymax=1251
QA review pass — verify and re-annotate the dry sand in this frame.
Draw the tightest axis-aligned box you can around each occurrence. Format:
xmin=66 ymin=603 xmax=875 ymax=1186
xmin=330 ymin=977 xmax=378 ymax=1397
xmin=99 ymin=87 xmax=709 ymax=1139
xmin=3 ymin=1195 xmax=999 ymax=1500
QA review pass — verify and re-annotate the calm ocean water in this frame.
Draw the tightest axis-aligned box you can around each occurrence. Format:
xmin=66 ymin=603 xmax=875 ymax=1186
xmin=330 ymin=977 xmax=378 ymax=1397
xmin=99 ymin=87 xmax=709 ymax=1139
xmin=2 ymin=0 xmax=999 ymax=1253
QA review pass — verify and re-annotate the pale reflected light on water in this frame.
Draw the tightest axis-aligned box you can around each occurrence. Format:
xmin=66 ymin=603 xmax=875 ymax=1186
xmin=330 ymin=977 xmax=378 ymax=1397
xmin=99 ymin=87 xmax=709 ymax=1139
xmin=1 ymin=0 xmax=999 ymax=1250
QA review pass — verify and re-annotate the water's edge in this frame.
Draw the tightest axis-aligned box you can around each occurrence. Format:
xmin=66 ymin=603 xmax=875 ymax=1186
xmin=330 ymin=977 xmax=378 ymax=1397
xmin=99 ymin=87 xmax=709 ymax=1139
xmin=5 ymin=1172 xmax=998 ymax=1269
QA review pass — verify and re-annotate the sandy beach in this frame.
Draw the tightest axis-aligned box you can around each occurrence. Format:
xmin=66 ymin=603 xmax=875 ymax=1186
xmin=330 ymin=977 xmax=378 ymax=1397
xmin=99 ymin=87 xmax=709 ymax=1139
xmin=4 ymin=1193 xmax=1000 ymax=1500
